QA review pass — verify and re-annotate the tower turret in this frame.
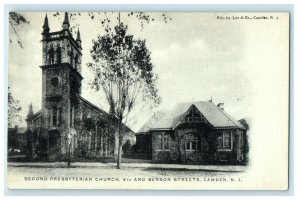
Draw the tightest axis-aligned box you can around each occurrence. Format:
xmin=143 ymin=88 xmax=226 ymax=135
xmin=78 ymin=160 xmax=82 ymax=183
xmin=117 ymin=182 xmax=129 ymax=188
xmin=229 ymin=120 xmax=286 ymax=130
xmin=38 ymin=12 xmax=84 ymax=161
xmin=63 ymin=12 xmax=70 ymax=30
xmin=76 ymin=28 xmax=81 ymax=47
xmin=27 ymin=103 xmax=34 ymax=119
xmin=42 ymin=14 xmax=50 ymax=36
xmin=40 ymin=11 xmax=83 ymax=132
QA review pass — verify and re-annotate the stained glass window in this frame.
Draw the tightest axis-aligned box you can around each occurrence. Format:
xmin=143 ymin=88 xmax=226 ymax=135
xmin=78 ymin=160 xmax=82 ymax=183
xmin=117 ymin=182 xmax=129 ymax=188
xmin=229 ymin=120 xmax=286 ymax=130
xmin=164 ymin=134 xmax=169 ymax=149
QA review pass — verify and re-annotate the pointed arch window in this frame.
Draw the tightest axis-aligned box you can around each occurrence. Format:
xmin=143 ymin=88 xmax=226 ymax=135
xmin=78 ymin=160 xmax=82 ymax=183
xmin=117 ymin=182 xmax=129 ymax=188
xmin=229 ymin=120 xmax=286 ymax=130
xmin=52 ymin=106 xmax=57 ymax=126
xmin=75 ymin=54 xmax=79 ymax=70
xmin=56 ymin=44 xmax=61 ymax=64
xmin=69 ymin=50 xmax=74 ymax=67
xmin=158 ymin=132 xmax=169 ymax=150
xmin=48 ymin=45 xmax=55 ymax=64
xmin=70 ymin=103 xmax=75 ymax=127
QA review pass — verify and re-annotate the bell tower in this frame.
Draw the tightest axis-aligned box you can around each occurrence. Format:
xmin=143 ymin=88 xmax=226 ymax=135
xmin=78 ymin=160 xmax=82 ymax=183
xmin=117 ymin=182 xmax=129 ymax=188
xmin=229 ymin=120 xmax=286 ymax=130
xmin=40 ymin=12 xmax=83 ymax=159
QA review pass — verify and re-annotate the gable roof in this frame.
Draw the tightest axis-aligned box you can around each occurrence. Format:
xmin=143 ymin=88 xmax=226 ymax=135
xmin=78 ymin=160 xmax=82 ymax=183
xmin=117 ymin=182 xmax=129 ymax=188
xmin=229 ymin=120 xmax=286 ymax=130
xmin=138 ymin=101 xmax=244 ymax=133
xmin=26 ymin=95 xmax=135 ymax=134
xmin=78 ymin=95 xmax=109 ymax=117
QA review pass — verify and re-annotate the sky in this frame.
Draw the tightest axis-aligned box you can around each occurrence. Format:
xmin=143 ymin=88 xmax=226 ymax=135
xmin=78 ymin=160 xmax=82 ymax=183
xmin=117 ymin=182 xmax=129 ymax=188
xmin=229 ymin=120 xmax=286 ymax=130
xmin=8 ymin=12 xmax=288 ymax=132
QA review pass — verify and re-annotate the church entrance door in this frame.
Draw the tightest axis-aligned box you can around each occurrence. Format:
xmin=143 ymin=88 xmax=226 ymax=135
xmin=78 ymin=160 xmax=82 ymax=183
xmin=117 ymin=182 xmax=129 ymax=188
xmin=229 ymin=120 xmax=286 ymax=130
xmin=179 ymin=132 xmax=201 ymax=163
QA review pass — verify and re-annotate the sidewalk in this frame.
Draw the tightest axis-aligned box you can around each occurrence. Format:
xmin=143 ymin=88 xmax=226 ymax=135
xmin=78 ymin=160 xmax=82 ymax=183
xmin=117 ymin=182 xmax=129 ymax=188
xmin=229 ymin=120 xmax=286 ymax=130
xmin=107 ymin=162 xmax=247 ymax=172
xmin=8 ymin=161 xmax=247 ymax=172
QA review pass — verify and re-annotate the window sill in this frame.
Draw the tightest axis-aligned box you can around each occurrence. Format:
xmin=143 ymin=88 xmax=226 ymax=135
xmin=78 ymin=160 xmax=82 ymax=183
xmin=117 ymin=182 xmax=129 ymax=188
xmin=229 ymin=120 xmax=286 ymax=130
xmin=157 ymin=149 xmax=170 ymax=151
xmin=217 ymin=149 xmax=232 ymax=152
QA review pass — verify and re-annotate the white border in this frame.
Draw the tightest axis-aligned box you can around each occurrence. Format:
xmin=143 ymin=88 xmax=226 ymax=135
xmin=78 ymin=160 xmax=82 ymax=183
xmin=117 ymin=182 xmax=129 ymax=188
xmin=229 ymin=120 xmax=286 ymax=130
xmin=1 ymin=0 xmax=298 ymax=199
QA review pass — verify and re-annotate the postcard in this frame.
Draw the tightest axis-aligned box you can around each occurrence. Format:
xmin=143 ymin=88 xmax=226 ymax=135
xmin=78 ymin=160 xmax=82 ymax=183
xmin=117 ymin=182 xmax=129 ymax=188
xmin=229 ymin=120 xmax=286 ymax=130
xmin=7 ymin=12 xmax=289 ymax=190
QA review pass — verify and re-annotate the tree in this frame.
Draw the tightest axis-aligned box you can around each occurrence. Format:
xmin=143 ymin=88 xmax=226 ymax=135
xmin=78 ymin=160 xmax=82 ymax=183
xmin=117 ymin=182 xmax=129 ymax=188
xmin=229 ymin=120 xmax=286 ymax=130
xmin=87 ymin=22 xmax=161 ymax=168
xmin=52 ymin=12 xmax=171 ymax=32
xmin=9 ymin=12 xmax=171 ymax=49
xmin=8 ymin=87 xmax=22 ymax=128
xmin=9 ymin=12 xmax=30 ymax=48
xmin=238 ymin=118 xmax=250 ymax=130
xmin=238 ymin=118 xmax=250 ymax=163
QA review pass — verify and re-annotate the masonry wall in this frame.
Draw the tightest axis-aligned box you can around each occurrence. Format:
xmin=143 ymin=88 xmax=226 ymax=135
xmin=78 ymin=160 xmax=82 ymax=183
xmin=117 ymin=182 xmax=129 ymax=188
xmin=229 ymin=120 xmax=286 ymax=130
xmin=26 ymin=16 xmax=130 ymax=162
xmin=149 ymin=128 xmax=246 ymax=164
xmin=74 ymin=100 xmax=116 ymax=159
xmin=132 ymin=134 xmax=152 ymax=159
xmin=151 ymin=131 xmax=178 ymax=162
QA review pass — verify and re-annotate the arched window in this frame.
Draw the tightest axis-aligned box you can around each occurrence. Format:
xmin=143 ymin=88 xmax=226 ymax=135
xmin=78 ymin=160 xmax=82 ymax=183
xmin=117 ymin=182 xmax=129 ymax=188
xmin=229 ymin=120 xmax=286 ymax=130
xmin=48 ymin=45 xmax=55 ymax=64
xmin=70 ymin=103 xmax=75 ymax=127
xmin=74 ymin=54 xmax=78 ymax=70
xmin=69 ymin=50 xmax=73 ymax=66
xmin=157 ymin=132 xmax=170 ymax=150
xmin=52 ymin=106 xmax=57 ymax=126
xmin=56 ymin=44 xmax=61 ymax=64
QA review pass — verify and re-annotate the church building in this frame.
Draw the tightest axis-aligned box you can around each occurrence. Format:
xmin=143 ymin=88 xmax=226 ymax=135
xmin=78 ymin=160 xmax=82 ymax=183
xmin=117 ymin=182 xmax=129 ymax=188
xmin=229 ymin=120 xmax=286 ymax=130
xmin=135 ymin=101 xmax=248 ymax=164
xmin=26 ymin=13 xmax=135 ymax=161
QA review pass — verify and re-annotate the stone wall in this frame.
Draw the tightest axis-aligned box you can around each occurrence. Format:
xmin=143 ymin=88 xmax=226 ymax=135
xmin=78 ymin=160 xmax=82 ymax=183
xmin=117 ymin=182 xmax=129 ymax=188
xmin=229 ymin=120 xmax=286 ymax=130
xmin=148 ymin=128 xmax=245 ymax=164
xmin=151 ymin=131 xmax=177 ymax=162
xmin=26 ymin=16 xmax=134 ymax=162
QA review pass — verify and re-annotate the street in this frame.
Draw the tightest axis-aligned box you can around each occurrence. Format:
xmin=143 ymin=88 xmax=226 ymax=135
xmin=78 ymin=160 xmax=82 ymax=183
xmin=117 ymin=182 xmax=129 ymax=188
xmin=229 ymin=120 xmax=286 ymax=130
xmin=7 ymin=161 xmax=247 ymax=189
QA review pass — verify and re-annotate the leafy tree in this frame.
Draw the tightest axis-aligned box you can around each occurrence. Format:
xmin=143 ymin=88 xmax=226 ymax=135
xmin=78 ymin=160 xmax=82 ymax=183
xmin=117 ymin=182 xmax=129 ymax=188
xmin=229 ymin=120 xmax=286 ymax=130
xmin=87 ymin=23 xmax=161 ymax=168
xmin=238 ymin=118 xmax=250 ymax=130
xmin=8 ymin=87 xmax=22 ymax=128
xmin=9 ymin=12 xmax=171 ymax=48
xmin=9 ymin=12 xmax=30 ymax=48
xmin=52 ymin=11 xmax=171 ymax=33
xmin=238 ymin=118 xmax=250 ymax=163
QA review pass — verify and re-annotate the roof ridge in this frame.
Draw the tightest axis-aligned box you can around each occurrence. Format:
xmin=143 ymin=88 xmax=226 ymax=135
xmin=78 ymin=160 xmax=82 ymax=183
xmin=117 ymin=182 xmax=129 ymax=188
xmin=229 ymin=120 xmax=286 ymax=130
xmin=78 ymin=95 xmax=108 ymax=115
xmin=27 ymin=110 xmax=41 ymax=121
xmin=172 ymin=104 xmax=214 ymax=129
xmin=209 ymin=101 xmax=243 ymax=128
xmin=172 ymin=105 xmax=193 ymax=129
xmin=78 ymin=95 xmax=135 ymax=133
xmin=138 ymin=110 xmax=167 ymax=133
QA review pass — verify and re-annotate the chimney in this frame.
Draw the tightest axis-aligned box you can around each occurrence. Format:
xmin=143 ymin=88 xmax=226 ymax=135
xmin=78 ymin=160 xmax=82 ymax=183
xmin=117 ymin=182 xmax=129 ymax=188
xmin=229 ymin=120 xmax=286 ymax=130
xmin=217 ymin=103 xmax=224 ymax=110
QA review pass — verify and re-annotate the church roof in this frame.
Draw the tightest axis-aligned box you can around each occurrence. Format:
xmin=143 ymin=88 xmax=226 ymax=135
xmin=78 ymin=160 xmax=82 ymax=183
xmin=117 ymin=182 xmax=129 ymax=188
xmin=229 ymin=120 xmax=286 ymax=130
xmin=27 ymin=110 xmax=41 ymax=122
xmin=78 ymin=95 xmax=109 ymax=117
xmin=138 ymin=101 xmax=245 ymax=133
xmin=78 ymin=95 xmax=135 ymax=133
xmin=26 ymin=96 xmax=135 ymax=134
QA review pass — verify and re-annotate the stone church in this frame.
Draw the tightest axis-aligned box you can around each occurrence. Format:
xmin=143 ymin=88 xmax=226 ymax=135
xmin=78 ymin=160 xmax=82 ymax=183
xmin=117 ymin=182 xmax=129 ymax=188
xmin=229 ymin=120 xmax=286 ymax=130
xmin=26 ymin=13 xmax=135 ymax=161
xmin=135 ymin=101 xmax=248 ymax=164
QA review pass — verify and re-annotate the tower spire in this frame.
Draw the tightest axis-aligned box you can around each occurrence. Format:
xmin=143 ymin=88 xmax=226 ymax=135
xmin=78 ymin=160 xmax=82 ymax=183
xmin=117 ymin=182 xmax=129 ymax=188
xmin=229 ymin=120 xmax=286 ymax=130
xmin=42 ymin=14 xmax=50 ymax=34
xmin=63 ymin=12 xmax=70 ymax=30
xmin=27 ymin=103 xmax=34 ymax=119
xmin=76 ymin=28 xmax=81 ymax=41
xmin=76 ymin=28 xmax=82 ymax=47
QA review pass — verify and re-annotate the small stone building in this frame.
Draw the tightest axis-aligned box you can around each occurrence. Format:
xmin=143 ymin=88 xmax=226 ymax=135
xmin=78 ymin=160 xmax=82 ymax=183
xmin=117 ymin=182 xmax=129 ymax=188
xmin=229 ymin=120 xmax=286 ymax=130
xmin=136 ymin=101 xmax=248 ymax=164
xmin=26 ymin=13 xmax=134 ymax=161
xmin=8 ymin=126 xmax=27 ymax=154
